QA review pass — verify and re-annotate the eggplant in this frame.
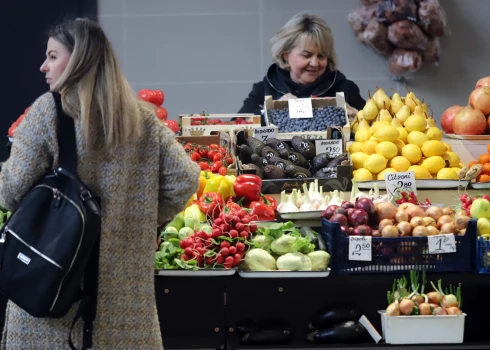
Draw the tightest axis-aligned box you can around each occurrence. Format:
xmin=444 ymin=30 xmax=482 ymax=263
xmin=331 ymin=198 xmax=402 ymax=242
xmin=307 ymin=321 xmax=365 ymax=344
xmin=326 ymin=154 xmax=348 ymax=168
xmin=242 ymin=328 xmax=293 ymax=345
xmin=312 ymin=153 xmax=333 ymax=172
xmin=309 ymin=308 xmax=360 ymax=330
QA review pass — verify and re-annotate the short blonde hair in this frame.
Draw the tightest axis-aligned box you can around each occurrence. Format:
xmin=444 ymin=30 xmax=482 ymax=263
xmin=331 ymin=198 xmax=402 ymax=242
xmin=270 ymin=13 xmax=338 ymax=71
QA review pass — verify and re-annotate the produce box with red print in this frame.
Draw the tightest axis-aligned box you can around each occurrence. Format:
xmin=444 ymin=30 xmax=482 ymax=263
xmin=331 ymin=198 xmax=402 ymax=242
xmin=177 ymin=134 xmax=237 ymax=175
xmin=180 ymin=113 xmax=261 ymax=137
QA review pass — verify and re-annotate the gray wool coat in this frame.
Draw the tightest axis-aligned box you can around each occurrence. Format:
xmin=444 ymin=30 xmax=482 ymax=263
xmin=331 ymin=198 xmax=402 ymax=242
xmin=0 ymin=92 xmax=200 ymax=349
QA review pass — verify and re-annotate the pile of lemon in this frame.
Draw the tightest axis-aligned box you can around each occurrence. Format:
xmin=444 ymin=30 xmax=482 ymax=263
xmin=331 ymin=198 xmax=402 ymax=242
xmin=349 ymin=99 xmax=464 ymax=181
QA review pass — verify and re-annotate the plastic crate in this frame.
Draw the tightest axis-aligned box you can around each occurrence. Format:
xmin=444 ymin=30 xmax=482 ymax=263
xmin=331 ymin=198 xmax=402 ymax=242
xmin=476 ymin=236 xmax=490 ymax=274
xmin=321 ymin=218 xmax=476 ymax=275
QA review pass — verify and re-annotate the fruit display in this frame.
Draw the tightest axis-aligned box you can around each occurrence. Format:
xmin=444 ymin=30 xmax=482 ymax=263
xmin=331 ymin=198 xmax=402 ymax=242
xmin=322 ymin=196 xmax=470 ymax=237
xmin=189 ymin=114 xmax=255 ymax=125
xmin=137 ymin=88 xmax=181 ymax=133
xmin=267 ymin=106 xmax=346 ymax=133
xmin=385 ymin=270 xmax=463 ymax=316
xmin=463 ymin=146 xmax=490 ymax=183
xmin=349 ymin=86 xmax=466 ymax=181
xmin=178 ymin=140 xmax=234 ymax=174
xmin=441 ymin=76 xmax=490 ymax=136
xmin=238 ymin=135 xmax=347 ymax=180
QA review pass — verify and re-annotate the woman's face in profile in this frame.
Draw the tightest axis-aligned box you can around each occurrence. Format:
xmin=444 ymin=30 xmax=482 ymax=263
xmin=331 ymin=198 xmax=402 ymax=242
xmin=40 ymin=38 xmax=71 ymax=90
xmin=283 ymin=36 xmax=328 ymax=85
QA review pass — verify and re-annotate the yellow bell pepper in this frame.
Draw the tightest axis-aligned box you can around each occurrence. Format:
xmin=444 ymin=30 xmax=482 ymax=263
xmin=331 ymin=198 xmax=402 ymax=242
xmin=197 ymin=171 xmax=215 ymax=199
xmin=225 ymin=175 xmax=236 ymax=197
xmin=203 ymin=175 xmax=231 ymax=200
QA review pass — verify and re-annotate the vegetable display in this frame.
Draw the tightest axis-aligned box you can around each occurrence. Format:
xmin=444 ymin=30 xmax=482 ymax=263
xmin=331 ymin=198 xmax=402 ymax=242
xmin=179 ymin=140 xmax=235 ymax=175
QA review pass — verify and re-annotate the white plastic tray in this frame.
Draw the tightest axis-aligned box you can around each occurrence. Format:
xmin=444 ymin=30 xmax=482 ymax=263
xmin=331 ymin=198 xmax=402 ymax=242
xmin=380 ymin=311 xmax=466 ymax=344
xmin=279 ymin=210 xmax=323 ymax=220
xmin=155 ymin=268 xmax=236 ymax=277
xmin=471 ymin=182 xmax=490 ymax=189
xmin=357 ymin=179 xmax=469 ymax=190
xmin=444 ymin=133 xmax=490 ymax=140
xmin=237 ymin=268 xmax=330 ymax=278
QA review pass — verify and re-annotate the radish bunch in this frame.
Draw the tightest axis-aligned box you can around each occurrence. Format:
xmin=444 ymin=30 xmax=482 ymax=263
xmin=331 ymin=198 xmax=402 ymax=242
xmin=179 ymin=209 xmax=257 ymax=269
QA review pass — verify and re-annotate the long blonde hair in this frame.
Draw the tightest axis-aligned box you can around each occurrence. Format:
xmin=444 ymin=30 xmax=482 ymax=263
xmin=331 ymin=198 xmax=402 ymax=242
xmin=270 ymin=13 xmax=338 ymax=71
xmin=49 ymin=18 xmax=150 ymax=153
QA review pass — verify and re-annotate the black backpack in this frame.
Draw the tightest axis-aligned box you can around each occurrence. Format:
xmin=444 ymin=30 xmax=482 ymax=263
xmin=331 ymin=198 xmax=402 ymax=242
xmin=0 ymin=92 xmax=101 ymax=350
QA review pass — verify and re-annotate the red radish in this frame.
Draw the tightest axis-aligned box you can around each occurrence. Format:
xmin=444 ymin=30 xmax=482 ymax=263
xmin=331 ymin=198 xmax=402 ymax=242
xmin=228 ymin=246 xmax=237 ymax=255
xmin=233 ymin=253 xmax=242 ymax=265
xmin=241 ymin=217 xmax=250 ymax=224
xmin=452 ymin=104 xmax=487 ymax=135
xmin=469 ymin=86 xmax=490 ymax=115
xmin=249 ymin=222 xmax=258 ymax=233
xmin=224 ymin=256 xmax=234 ymax=268
xmin=220 ymin=241 xmax=230 ymax=249
xmin=440 ymin=105 xmax=463 ymax=134
xmin=355 ymin=198 xmax=375 ymax=216
xmin=216 ymin=254 xmax=224 ymax=264
xmin=236 ymin=242 xmax=245 ymax=252
xmin=214 ymin=218 xmax=224 ymax=226
xmin=235 ymin=223 xmax=245 ymax=232
xmin=229 ymin=229 xmax=238 ymax=237
xmin=348 ymin=209 xmax=369 ymax=226
xmin=220 ymin=248 xmax=230 ymax=256
xmin=239 ymin=231 xmax=249 ymax=239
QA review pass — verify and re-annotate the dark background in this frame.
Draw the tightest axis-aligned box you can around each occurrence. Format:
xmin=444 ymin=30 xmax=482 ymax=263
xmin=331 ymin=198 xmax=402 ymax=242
xmin=0 ymin=0 xmax=96 ymax=162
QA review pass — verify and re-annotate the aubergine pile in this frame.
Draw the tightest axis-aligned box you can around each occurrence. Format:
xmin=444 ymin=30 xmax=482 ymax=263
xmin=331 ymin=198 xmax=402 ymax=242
xmin=307 ymin=307 xmax=366 ymax=344
xmin=238 ymin=135 xmax=347 ymax=180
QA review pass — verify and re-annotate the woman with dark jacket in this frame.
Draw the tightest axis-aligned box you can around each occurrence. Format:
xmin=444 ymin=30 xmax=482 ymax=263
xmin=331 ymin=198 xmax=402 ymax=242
xmin=238 ymin=13 xmax=365 ymax=125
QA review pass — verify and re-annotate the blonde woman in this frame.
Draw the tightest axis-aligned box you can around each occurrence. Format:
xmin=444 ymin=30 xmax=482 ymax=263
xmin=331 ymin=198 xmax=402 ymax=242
xmin=239 ymin=12 xmax=365 ymax=124
xmin=0 ymin=18 xmax=199 ymax=349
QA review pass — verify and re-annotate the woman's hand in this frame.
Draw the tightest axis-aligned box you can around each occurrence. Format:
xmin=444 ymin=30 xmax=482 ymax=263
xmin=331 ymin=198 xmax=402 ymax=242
xmin=346 ymin=103 xmax=359 ymax=118
xmin=279 ymin=93 xmax=297 ymax=101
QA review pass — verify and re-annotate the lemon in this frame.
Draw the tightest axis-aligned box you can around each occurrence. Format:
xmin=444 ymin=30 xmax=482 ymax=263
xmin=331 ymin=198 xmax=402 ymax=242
xmin=421 ymin=140 xmax=447 ymax=157
xmin=407 ymin=131 xmax=429 ymax=148
xmin=389 ymin=156 xmax=411 ymax=172
xmin=393 ymin=139 xmax=405 ymax=154
xmin=425 ymin=126 xmax=443 ymax=141
xmin=351 ymin=152 xmax=370 ymax=170
xmin=369 ymin=135 xmax=378 ymax=141
xmin=408 ymin=165 xmax=432 ymax=179
xmin=404 ymin=114 xmax=427 ymax=132
xmin=443 ymin=152 xmax=460 ymax=167
xmin=353 ymin=168 xmax=373 ymax=181
xmin=374 ymin=125 xmax=400 ymax=142
xmin=443 ymin=142 xmax=452 ymax=152
xmin=401 ymin=144 xmax=422 ymax=164
xmin=370 ymin=121 xmax=391 ymax=134
xmin=349 ymin=142 xmax=364 ymax=154
xmin=361 ymin=140 xmax=379 ymax=155
xmin=364 ymin=154 xmax=388 ymax=174
xmin=355 ymin=129 xmax=371 ymax=142
xmin=397 ymin=127 xmax=408 ymax=143
xmin=420 ymin=156 xmax=445 ymax=175
xmin=437 ymin=168 xmax=459 ymax=180
xmin=377 ymin=168 xmax=398 ymax=180
xmin=375 ymin=141 xmax=398 ymax=160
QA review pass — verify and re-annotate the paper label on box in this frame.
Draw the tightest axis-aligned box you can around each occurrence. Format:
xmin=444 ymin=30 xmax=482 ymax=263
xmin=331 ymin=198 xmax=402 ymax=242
xmin=359 ymin=315 xmax=382 ymax=343
xmin=315 ymin=139 xmax=342 ymax=156
xmin=288 ymin=98 xmax=313 ymax=119
xmin=428 ymin=234 xmax=457 ymax=254
xmin=253 ymin=126 xmax=277 ymax=142
xmin=348 ymin=236 xmax=372 ymax=261
xmin=384 ymin=171 xmax=417 ymax=199
xmin=219 ymin=132 xmax=231 ymax=149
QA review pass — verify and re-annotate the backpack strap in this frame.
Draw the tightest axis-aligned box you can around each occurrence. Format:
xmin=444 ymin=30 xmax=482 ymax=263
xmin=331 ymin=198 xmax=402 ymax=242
xmin=51 ymin=92 xmax=100 ymax=350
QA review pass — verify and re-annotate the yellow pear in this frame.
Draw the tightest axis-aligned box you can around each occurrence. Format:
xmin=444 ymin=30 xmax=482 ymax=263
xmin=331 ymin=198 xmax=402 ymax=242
xmin=377 ymin=109 xmax=393 ymax=123
xmin=362 ymin=97 xmax=378 ymax=122
xmin=404 ymin=84 xmax=421 ymax=112
xmin=421 ymin=100 xmax=429 ymax=113
xmin=370 ymin=120 xmax=391 ymax=134
xmin=426 ymin=117 xmax=436 ymax=128
xmin=413 ymin=105 xmax=424 ymax=115
xmin=390 ymin=88 xmax=404 ymax=115
xmin=404 ymin=112 xmax=427 ymax=132
xmin=391 ymin=117 xmax=403 ymax=128
xmin=395 ymin=105 xmax=411 ymax=125
xmin=350 ymin=116 xmax=359 ymax=133
xmin=373 ymin=86 xmax=391 ymax=111
xmin=358 ymin=118 xmax=370 ymax=131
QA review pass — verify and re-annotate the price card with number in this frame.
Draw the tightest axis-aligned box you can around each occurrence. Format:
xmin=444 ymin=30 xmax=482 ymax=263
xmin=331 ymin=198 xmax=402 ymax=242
xmin=253 ymin=126 xmax=277 ymax=142
xmin=315 ymin=139 xmax=343 ymax=156
xmin=384 ymin=171 xmax=417 ymax=199
xmin=348 ymin=236 xmax=372 ymax=261
xmin=428 ymin=234 xmax=457 ymax=254
xmin=288 ymin=98 xmax=313 ymax=119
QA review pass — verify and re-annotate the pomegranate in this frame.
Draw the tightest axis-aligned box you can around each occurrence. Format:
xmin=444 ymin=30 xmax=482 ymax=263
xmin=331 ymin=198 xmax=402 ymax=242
xmin=469 ymin=87 xmax=490 ymax=115
xmin=440 ymin=105 xmax=463 ymax=134
xmin=476 ymin=76 xmax=490 ymax=89
xmin=452 ymin=104 xmax=487 ymax=135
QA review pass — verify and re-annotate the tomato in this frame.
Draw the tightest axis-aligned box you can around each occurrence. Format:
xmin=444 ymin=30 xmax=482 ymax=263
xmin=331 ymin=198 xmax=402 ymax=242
xmin=199 ymin=148 xmax=208 ymax=157
xmin=213 ymin=153 xmax=223 ymax=162
xmin=211 ymin=161 xmax=223 ymax=173
xmin=219 ymin=147 xmax=227 ymax=155
xmin=218 ymin=166 xmax=227 ymax=176
xmin=198 ymin=162 xmax=210 ymax=170
xmin=151 ymin=90 xmax=165 ymax=106
xmin=209 ymin=144 xmax=220 ymax=149
xmin=164 ymin=120 xmax=179 ymax=133
xmin=155 ymin=107 xmax=168 ymax=120
xmin=190 ymin=152 xmax=201 ymax=161
xmin=138 ymin=89 xmax=152 ymax=102
xmin=225 ymin=157 xmax=234 ymax=165
xmin=207 ymin=150 xmax=217 ymax=160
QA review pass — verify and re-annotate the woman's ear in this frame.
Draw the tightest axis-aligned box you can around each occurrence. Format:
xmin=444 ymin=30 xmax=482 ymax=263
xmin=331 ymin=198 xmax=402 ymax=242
xmin=282 ymin=52 xmax=289 ymax=64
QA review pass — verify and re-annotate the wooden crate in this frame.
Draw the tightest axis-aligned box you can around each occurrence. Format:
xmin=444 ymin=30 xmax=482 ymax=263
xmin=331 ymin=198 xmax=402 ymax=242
xmin=179 ymin=114 xmax=261 ymax=137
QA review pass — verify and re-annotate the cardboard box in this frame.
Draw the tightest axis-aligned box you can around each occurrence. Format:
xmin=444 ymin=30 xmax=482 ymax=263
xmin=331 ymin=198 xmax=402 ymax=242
xmin=264 ymin=93 xmax=350 ymax=140
xmin=180 ymin=114 xmax=261 ymax=137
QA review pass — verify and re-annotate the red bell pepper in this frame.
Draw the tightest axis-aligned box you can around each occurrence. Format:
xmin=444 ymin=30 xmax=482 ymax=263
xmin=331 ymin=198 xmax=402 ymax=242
xmin=198 ymin=192 xmax=224 ymax=219
xmin=249 ymin=201 xmax=275 ymax=222
xmin=234 ymin=174 xmax=262 ymax=202
xmin=259 ymin=194 xmax=277 ymax=211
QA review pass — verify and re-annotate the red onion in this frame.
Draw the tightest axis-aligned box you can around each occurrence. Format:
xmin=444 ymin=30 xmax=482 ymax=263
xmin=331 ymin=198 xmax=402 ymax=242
xmin=340 ymin=225 xmax=350 ymax=237
xmin=355 ymin=198 xmax=376 ymax=216
xmin=334 ymin=207 xmax=348 ymax=217
xmin=341 ymin=201 xmax=355 ymax=210
xmin=330 ymin=213 xmax=348 ymax=227
xmin=348 ymin=209 xmax=369 ymax=227
xmin=352 ymin=224 xmax=373 ymax=236
xmin=321 ymin=205 xmax=339 ymax=220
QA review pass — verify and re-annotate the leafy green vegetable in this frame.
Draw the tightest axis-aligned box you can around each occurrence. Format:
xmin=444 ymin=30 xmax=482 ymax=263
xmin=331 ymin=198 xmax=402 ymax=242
xmin=155 ymin=238 xmax=198 ymax=270
xmin=256 ymin=221 xmax=315 ymax=254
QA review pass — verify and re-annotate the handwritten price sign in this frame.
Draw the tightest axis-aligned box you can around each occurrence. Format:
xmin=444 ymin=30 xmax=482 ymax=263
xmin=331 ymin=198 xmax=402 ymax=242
xmin=253 ymin=126 xmax=277 ymax=142
xmin=348 ymin=236 xmax=372 ymax=261
xmin=288 ymin=98 xmax=313 ymax=119
xmin=428 ymin=234 xmax=457 ymax=254
xmin=315 ymin=139 xmax=343 ymax=156
xmin=384 ymin=171 xmax=417 ymax=199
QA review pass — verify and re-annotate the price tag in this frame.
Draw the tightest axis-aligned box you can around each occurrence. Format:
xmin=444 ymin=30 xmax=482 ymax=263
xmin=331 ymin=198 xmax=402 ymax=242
xmin=288 ymin=98 xmax=313 ymax=119
xmin=253 ymin=126 xmax=277 ymax=142
xmin=384 ymin=171 xmax=417 ymax=199
xmin=348 ymin=236 xmax=372 ymax=261
xmin=358 ymin=315 xmax=382 ymax=343
xmin=219 ymin=131 xmax=231 ymax=149
xmin=428 ymin=234 xmax=457 ymax=254
xmin=315 ymin=139 xmax=343 ymax=156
